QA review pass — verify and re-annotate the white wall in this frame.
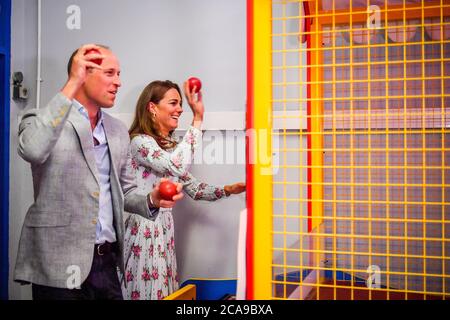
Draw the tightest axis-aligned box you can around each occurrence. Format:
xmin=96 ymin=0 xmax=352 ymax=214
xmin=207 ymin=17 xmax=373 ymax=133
xmin=39 ymin=0 xmax=246 ymax=113
xmin=172 ymin=131 xmax=246 ymax=281
xmin=9 ymin=0 xmax=246 ymax=299
xmin=9 ymin=0 xmax=37 ymax=300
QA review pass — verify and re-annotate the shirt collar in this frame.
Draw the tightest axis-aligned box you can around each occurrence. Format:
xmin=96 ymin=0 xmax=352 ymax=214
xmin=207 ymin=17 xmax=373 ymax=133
xmin=73 ymin=99 xmax=104 ymax=125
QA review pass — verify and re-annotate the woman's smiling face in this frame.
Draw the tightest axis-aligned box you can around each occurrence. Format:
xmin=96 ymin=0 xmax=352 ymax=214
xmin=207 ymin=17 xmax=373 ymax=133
xmin=149 ymin=88 xmax=183 ymax=136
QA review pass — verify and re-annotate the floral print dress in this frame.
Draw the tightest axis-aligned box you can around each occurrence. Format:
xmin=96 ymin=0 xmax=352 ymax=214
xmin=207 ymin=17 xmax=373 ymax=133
xmin=121 ymin=126 xmax=227 ymax=300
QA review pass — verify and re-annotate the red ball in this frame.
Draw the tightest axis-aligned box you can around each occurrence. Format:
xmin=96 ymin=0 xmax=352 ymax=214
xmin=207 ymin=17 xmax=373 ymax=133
xmin=85 ymin=48 xmax=103 ymax=66
xmin=188 ymin=77 xmax=202 ymax=93
xmin=159 ymin=180 xmax=178 ymax=201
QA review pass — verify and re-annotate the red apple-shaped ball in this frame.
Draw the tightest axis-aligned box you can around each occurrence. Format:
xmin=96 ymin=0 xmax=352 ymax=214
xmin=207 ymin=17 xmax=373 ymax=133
xmin=85 ymin=48 xmax=103 ymax=66
xmin=188 ymin=77 xmax=202 ymax=93
xmin=158 ymin=180 xmax=178 ymax=201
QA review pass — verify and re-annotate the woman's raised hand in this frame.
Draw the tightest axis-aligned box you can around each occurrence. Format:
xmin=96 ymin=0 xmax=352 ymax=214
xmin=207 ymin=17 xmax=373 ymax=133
xmin=183 ymin=80 xmax=204 ymax=126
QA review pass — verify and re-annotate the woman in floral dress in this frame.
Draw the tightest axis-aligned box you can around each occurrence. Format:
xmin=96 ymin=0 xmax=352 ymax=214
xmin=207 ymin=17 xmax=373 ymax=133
xmin=121 ymin=80 xmax=245 ymax=300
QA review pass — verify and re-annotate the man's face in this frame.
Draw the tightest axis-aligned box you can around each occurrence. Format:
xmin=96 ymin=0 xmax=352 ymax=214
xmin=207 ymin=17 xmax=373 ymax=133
xmin=83 ymin=48 xmax=121 ymax=108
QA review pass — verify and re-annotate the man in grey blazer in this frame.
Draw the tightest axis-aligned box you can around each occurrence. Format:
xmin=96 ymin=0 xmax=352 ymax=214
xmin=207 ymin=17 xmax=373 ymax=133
xmin=14 ymin=44 xmax=183 ymax=299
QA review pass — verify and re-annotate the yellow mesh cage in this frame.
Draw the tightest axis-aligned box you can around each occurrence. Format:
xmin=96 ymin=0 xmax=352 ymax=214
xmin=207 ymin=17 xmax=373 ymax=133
xmin=249 ymin=0 xmax=450 ymax=300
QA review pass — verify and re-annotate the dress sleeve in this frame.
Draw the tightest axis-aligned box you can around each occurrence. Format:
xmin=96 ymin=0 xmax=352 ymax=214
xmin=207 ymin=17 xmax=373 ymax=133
xmin=178 ymin=171 xmax=226 ymax=201
xmin=131 ymin=126 xmax=201 ymax=177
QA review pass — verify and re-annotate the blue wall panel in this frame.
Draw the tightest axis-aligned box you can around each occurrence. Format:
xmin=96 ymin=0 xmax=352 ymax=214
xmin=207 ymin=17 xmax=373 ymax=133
xmin=0 ymin=0 xmax=11 ymax=300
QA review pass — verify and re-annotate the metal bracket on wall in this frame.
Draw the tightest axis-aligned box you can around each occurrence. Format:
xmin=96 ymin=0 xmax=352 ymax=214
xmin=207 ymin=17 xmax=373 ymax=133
xmin=12 ymin=71 xmax=28 ymax=100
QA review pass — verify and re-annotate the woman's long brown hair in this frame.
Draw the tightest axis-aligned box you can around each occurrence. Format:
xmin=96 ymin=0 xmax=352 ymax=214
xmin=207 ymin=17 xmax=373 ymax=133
xmin=129 ymin=80 xmax=182 ymax=150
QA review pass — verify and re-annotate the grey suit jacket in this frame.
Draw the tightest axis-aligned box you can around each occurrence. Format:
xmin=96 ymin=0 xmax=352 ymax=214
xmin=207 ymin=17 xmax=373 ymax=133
xmin=14 ymin=93 xmax=157 ymax=288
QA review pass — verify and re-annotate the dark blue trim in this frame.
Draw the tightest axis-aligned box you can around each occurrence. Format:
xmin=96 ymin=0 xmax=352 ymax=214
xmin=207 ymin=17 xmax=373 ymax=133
xmin=324 ymin=270 xmax=366 ymax=284
xmin=0 ymin=0 xmax=11 ymax=301
xmin=181 ymin=279 xmax=237 ymax=300
xmin=276 ymin=269 xmax=385 ymax=287
xmin=275 ymin=269 xmax=312 ymax=283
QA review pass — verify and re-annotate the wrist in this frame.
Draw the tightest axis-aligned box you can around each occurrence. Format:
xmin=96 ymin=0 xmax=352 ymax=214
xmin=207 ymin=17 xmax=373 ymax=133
xmin=147 ymin=193 xmax=157 ymax=208
xmin=192 ymin=116 xmax=203 ymax=129
xmin=193 ymin=114 xmax=203 ymax=121
xmin=61 ymin=79 xmax=82 ymax=100
xmin=224 ymin=185 xmax=230 ymax=197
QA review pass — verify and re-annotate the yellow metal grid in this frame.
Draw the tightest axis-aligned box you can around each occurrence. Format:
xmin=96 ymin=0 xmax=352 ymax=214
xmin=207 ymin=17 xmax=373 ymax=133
xmin=251 ymin=0 xmax=450 ymax=300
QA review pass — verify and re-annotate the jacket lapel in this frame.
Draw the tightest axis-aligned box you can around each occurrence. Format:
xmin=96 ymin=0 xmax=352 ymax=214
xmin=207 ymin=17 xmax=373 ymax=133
xmin=102 ymin=113 xmax=121 ymax=172
xmin=67 ymin=108 xmax=100 ymax=185
xmin=102 ymin=113 xmax=125 ymax=250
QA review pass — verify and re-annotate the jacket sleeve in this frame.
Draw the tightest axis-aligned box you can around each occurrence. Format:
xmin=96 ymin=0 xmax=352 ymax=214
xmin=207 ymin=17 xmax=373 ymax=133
xmin=18 ymin=93 xmax=73 ymax=164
